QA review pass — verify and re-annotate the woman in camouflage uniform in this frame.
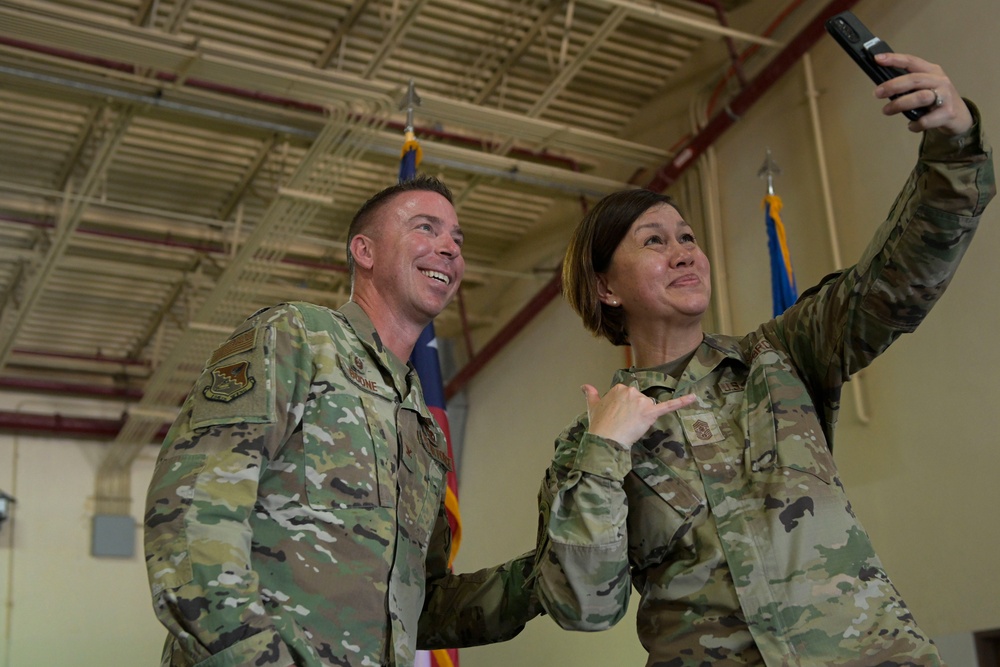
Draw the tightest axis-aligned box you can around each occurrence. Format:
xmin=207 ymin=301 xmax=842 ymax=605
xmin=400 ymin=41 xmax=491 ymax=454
xmin=534 ymin=52 xmax=995 ymax=666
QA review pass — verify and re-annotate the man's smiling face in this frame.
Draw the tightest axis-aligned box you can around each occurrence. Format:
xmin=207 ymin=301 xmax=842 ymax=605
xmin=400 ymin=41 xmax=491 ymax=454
xmin=366 ymin=189 xmax=465 ymax=325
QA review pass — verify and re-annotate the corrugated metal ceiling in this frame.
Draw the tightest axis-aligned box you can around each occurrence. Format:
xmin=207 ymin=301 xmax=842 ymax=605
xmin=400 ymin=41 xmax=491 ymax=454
xmin=0 ymin=0 xmax=826 ymax=438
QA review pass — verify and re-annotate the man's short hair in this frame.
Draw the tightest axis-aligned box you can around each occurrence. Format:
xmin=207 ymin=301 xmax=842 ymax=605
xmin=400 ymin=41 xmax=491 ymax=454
xmin=346 ymin=175 xmax=454 ymax=281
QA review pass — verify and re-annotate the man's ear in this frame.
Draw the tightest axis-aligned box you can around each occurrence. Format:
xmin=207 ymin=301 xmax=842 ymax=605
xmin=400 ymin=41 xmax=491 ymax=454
xmin=350 ymin=234 xmax=375 ymax=272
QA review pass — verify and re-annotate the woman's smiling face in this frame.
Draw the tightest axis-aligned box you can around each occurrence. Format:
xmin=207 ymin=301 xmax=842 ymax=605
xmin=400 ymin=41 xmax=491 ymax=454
xmin=597 ymin=202 xmax=712 ymax=334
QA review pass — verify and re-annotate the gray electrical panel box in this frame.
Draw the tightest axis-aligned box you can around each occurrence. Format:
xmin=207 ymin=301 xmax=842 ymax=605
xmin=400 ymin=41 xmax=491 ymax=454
xmin=91 ymin=514 xmax=136 ymax=558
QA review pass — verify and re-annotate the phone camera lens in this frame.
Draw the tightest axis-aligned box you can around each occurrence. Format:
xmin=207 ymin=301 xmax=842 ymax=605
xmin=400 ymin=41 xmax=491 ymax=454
xmin=835 ymin=18 xmax=859 ymax=42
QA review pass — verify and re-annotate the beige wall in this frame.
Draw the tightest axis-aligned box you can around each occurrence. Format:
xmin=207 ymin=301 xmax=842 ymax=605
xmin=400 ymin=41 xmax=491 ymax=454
xmin=1 ymin=1 xmax=998 ymax=666
xmin=0 ymin=395 xmax=165 ymax=666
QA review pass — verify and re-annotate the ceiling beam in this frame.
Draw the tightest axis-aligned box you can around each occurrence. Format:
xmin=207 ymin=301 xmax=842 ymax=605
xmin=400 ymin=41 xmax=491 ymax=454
xmin=0 ymin=103 xmax=135 ymax=371
xmin=528 ymin=7 xmax=628 ymax=117
xmin=579 ymin=0 xmax=780 ymax=46
xmin=0 ymin=4 xmax=668 ymax=166
xmin=315 ymin=0 xmax=372 ymax=69
xmin=472 ymin=1 xmax=559 ymax=105
xmin=363 ymin=0 xmax=431 ymax=79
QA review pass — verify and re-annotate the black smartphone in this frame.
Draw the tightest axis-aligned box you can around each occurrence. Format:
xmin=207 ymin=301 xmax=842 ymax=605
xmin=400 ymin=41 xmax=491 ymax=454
xmin=825 ymin=11 xmax=928 ymax=121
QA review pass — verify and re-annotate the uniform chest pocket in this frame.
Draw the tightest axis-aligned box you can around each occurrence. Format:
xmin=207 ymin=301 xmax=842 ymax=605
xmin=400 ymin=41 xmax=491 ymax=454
xmin=743 ymin=360 xmax=836 ymax=485
xmin=302 ymin=393 xmax=396 ymax=510
xmin=396 ymin=412 xmax=450 ymax=548
xmin=400 ymin=443 xmax=447 ymax=548
xmin=625 ymin=449 xmax=706 ymax=570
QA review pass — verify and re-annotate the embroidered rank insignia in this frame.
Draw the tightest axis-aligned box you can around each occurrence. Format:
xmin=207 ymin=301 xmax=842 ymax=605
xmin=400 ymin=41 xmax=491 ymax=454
xmin=203 ymin=360 xmax=255 ymax=402
xmin=681 ymin=412 xmax=724 ymax=447
xmin=208 ymin=329 xmax=257 ymax=366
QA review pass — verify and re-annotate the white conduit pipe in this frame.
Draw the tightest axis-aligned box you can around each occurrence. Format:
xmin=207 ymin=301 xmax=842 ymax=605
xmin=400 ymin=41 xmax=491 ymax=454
xmin=802 ymin=53 xmax=870 ymax=424
xmin=700 ymin=147 xmax=734 ymax=335
xmin=689 ymin=91 xmax=733 ymax=335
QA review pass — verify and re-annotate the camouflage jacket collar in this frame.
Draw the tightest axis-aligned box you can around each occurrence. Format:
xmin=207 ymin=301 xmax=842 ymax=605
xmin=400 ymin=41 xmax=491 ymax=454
xmin=339 ymin=300 xmax=433 ymax=419
xmin=612 ymin=332 xmax=748 ymax=393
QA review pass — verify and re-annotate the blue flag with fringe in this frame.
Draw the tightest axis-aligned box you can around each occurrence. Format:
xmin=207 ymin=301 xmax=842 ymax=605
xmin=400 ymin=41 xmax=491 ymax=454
xmin=764 ymin=193 xmax=797 ymax=316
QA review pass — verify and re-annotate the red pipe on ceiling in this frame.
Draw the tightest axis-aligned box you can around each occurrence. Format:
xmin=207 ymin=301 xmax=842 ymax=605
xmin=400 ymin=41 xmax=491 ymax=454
xmin=9 ymin=347 xmax=150 ymax=368
xmin=0 ymin=376 xmax=142 ymax=399
xmin=0 ymin=409 xmax=169 ymax=441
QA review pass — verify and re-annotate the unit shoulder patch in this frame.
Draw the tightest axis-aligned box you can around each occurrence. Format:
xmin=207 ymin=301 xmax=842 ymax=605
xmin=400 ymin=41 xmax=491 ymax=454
xmin=203 ymin=360 xmax=256 ymax=402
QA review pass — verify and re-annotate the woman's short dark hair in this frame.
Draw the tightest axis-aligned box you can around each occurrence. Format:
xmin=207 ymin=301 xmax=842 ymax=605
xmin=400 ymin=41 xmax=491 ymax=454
xmin=562 ymin=188 xmax=680 ymax=346
xmin=346 ymin=175 xmax=454 ymax=279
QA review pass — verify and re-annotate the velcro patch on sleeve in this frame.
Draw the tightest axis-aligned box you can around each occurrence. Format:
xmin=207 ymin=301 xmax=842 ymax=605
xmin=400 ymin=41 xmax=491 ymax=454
xmin=190 ymin=325 xmax=275 ymax=429
xmin=208 ymin=328 xmax=257 ymax=366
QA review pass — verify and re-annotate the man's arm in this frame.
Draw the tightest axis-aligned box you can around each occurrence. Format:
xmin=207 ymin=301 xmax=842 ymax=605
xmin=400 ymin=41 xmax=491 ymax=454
xmin=417 ymin=501 xmax=542 ymax=648
xmin=145 ymin=421 xmax=297 ymax=665
xmin=144 ymin=305 xmax=310 ymax=666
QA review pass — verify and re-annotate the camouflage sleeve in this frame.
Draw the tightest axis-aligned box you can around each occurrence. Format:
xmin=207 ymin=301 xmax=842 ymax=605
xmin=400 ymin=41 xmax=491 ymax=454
xmin=144 ymin=304 xmax=312 ymax=666
xmin=530 ymin=418 xmax=633 ymax=632
xmin=417 ymin=500 xmax=543 ymax=648
xmin=768 ymin=101 xmax=995 ymax=417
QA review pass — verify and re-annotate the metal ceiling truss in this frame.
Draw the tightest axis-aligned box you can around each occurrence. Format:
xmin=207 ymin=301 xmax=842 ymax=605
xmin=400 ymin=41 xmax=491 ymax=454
xmin=0 ymin=103 xmax=135 ymax=367
xmin=96 ymin=101 xmax=390 ymax=515
xmin=0 ymin=0 xmax=828 ymax=523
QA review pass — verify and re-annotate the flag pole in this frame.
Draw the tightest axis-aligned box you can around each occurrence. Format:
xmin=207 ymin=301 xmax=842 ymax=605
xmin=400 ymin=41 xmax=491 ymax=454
xmin=398 ymin=80 xmax=423 ymax=181
xmin=399 ymin=80 xmax=461 ymax=667
xmin=400 ymin=79 xmax=420 ymax=136
xmin=758 ymin=147 xmax=780 ymax=196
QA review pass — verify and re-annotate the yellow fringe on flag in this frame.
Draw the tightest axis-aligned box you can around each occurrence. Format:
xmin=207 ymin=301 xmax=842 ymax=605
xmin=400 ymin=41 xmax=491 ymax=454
xmin=431 ymin=649 xmax=456 ymax=667
xmin=444 ymin=485 xmax=462 ymax=568
xmin=401 ymin=129 xmax=423 ymax=166
xmin=763 ymin=193 xmax=794 ymax=283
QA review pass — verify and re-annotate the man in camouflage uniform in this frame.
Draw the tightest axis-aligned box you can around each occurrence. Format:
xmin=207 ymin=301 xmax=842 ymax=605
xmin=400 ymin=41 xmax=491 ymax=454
xmin=534 ymin=55 xmax=995 ymax=665
xmin=145 ymin=176 xmax=540 ymax=667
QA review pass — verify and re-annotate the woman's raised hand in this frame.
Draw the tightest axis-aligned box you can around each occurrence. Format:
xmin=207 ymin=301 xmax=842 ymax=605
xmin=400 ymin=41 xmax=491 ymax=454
xmin=583 ymin=383 xmax=697 ymax=450
xmin=873 ymin=52 xmax=973 ymax=135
